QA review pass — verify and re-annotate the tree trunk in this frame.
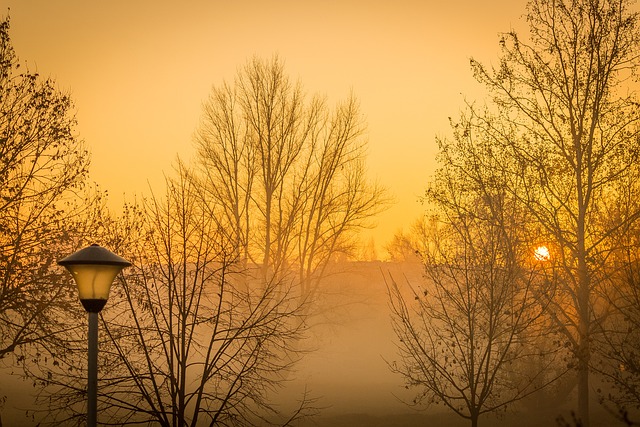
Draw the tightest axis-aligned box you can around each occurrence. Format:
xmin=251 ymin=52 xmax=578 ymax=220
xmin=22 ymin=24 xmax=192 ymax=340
xmin=578 ymin=357 xmax=589 ymax=427
xmin=470 ymin=411 xmax=479 ymax=427
xmin=577 ymin=278 xmax=591 ymax=427
xmin=577 ymin=216 xmax=590 ymax=427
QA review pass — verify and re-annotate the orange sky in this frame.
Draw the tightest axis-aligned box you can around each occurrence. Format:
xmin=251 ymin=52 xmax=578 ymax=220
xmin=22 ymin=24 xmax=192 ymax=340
xmin=4 ymin=0 xmax=528 ymax=254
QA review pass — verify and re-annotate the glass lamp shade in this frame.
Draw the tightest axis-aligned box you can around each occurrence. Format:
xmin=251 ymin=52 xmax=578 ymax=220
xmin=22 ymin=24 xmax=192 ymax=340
xmin=58 ymin=244 xmax=131 ymax=313
xmin=64 ymin=264 xmax=123 ymax=310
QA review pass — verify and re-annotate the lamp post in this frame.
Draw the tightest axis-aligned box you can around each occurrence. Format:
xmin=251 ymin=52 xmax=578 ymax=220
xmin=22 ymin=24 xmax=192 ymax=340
xmin=58 ymin=244 xmax=131 ymax=427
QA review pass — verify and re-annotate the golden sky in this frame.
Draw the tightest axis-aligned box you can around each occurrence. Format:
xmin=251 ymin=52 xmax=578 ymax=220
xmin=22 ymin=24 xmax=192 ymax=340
xmin=4 ymin=0 xmax=528 ymax=253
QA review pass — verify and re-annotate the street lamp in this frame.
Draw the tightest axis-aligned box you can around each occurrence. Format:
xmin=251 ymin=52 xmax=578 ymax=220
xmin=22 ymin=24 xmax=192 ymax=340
xmin=58 ymin=244 xmax=131 ymax=427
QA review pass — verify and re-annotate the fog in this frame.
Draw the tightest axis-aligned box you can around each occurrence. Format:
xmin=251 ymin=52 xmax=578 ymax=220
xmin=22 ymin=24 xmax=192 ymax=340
xmin=1 ymin=261 xmax=422 ymax=425
xmin=273 ymin=261 xmax=632 ymax=427
xmin=0 ymin=260 xmax=634 ymax=426
xmin=272 ymin=262 xmax=422 ymax=417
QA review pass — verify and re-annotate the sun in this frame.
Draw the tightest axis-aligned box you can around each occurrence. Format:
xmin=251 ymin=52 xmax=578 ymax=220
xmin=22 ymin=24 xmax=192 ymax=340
xmin=534 ymin=245 xmax=550 ymax=261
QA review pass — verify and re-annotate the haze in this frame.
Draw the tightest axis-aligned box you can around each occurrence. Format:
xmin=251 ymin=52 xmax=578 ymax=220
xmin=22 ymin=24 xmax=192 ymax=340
xmin=4 ymin=0 xmax=527 ymax=251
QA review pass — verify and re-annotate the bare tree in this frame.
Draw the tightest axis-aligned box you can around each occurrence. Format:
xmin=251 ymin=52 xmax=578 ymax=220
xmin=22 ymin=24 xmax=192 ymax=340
xmin=194 ymin=56 xmax=387 ymax=298
xmin=385 ymin=229 xmax=422 ymax=263
xmin=387 ymin=123 xmax=561 ymax=427
xmin=0 ymin=15 xmax=89 ymax=362
xmin=596 ymin=260 xmax=640 ymax=425
xmin=591 ymin=186 xmax=640 ymax=425
xmin=455 ymin=0 xmax=640 ymax=424
xmin=387 ymin=232 xmax=552 ymax=427
xmin=37 ymin=163 xmax=315 ymax=426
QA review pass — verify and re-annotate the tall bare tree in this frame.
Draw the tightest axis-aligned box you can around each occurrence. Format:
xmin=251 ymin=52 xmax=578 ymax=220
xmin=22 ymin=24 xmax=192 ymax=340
xmin=194 ymin=56 xmax=387 ymax=298
xmin=457 ymin=0 xmax=640 ymax=424
xmin=388 ymin=119 xmax=561 ymax=427
xmin=0 ymin=15 xmax=89 ymax=362
xmin=37 ymin=163 xmax=314 ymax=426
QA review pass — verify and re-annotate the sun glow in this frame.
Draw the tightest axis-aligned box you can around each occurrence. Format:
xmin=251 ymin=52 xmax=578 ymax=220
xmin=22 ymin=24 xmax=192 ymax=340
xmin=533 ymin=245 xmax=550 ymax=262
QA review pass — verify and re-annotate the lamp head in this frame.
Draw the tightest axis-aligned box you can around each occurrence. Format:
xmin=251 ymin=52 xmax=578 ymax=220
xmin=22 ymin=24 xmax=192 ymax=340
xmin=58 ymin=244 xmax=131 ymax=313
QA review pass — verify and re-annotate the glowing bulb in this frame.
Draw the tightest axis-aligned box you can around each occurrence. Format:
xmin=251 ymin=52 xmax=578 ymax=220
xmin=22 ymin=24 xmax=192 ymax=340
xmin=534 ymin=245 xmax=550 ymax=261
